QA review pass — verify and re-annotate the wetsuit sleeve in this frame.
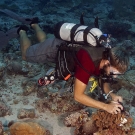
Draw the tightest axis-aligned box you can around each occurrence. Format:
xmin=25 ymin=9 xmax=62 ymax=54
xmin=74 ymin=49 xmax=96 ymax=84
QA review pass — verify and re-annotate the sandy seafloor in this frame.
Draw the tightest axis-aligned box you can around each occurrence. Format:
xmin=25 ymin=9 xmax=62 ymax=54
xmin=0 ymin=74 xmax=75 ymax=135
xmin=0 ymin=68 xmax=135 ymax=135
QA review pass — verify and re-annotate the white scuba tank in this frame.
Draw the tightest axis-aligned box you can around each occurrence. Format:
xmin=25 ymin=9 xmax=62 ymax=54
xmin=54 ymin=22 xmax=103 ymax=46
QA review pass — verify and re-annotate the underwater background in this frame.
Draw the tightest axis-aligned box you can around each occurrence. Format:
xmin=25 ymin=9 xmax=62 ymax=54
xmin=0 ymin=0 xmax=135 ymax=134
xmin=0 ymin=0 xmax=135 ymax=40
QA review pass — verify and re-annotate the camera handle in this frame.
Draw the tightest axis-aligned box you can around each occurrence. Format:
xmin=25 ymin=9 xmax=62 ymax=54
xmin=98 ymin=76 xmax=114 ymax=102
xmin=103 ymin=90 xmax=113 ymax=100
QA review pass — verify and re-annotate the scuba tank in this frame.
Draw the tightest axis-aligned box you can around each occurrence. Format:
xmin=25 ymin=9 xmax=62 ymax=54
xmin=54 ymin=22 xmax=103 ymax=46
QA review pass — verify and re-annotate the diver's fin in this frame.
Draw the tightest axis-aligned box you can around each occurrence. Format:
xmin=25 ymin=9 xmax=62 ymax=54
xmin=0 ymin=31 xmax=9 ymax=49
xmin=5 ymin=27 xmax=19 ymax=40
xmin=0 ymin=25 xmax=29 ymax=50
xmin=16 ymin=25 xmax=29 ymax=35
xmin=25 ymin=17 xmax=39 ymax=26
xmin=0 ymin=9 xmax=38 ymax=25
xmin=80 ymin=13 xmax=85 ymax=25
xmin=0 ymin=26 xmax=20 ymax=49
xmin=94 ymin=16 xmax=99 ymax=28
xmin=6 ymin=25 xmax=29 ymax=40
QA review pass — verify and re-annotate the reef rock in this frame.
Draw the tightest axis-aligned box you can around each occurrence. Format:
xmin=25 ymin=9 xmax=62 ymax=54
xmin=64 ymin=110 xmax=90 ymax=127
xmin=9 ymin=121 xmax=47 ymax=135
xmin=0 ymin=121 xmax=3 ymax=135
xmin=17 ymin=108 xmax=36 ymax=119
xmin=124 ymin=70 xmax=135 ymax=84
xmin=6 ymin=61 xmax=28 ymax=75
xmin=0 ymin=100 xmax=11 ymax=117
xmin=131 ymin=96 xmax=135 ymax=107
xmin=121 ymin=40 xmax=135 ymax=55
xmin=22 ymin=61 xmax=42 ymax=78
xmin=21 ymin=79 xmax=38 ymax=96
xmin=37 ymin=86 xmax=48 ymax=99
xmin=35 ymin=92 xmax=85 ymax=114
xmin=0 ymin=63 xmax=5 ymax=79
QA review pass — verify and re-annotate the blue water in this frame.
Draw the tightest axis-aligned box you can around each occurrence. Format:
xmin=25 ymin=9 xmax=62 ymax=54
xmin=0 ymin=0 xmax=135 ymax=40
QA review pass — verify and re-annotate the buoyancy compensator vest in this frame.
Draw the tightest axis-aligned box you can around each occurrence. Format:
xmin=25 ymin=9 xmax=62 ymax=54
xmin=54 ymin=42 xmax=105 ymax=81
xmin=54 ymin=22 xmax=103 ymax=47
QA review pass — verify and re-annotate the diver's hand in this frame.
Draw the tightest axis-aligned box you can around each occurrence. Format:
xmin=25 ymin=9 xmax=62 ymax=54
xmin=104 ymin=102 xmax=123 ymax=114
xmin=110 ymin=93 xmax=123 ymax=103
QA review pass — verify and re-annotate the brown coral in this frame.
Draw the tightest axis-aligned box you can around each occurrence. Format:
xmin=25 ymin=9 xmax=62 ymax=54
xmin=74 ymin=118 xmax=98 ymax=135
xmin=82 ymin=120 xmax=98 ymax=134
xmin=9 ymin=122 xmax=47 ymax=135
xmin=35 ymin=92 xmax=84 ymax=114
xmin=92 ymin=110 xmax=134 ymax=135
xmin=17 ymin=108 xmax=36 ymax=119
xmin=64 ymin=110 xmax=98 ymax=135
xmin=70 ymin=109 xmax=135 ymax=135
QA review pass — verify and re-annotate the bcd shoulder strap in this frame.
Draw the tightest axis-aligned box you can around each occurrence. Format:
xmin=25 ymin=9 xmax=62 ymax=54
xmin=55 ymin=43 xmax=77 ymax=80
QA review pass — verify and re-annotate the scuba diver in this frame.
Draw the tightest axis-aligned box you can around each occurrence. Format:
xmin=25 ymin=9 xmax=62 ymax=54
xmin=20 ymin=22 xmax=129 ymax=114
xmin=0 ymin=9 xmax=129 ymax=115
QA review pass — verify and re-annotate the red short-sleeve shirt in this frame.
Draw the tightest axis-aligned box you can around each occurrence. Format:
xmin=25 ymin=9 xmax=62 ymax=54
xmin=75 ymin=49 xmax=100 ymax=84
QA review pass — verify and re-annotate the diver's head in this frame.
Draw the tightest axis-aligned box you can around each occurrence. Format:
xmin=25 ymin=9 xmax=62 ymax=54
xmin=100 ymin=47 xmax=129 ymax=75
xmin=109 ymin=46 xmax=129 ymax=73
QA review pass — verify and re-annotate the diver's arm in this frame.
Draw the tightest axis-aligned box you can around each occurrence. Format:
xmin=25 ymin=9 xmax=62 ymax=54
xmin=74 ymin=78 xmax=123 ymax=114
xmin=74 ymin=78 xmax=107 ymax=109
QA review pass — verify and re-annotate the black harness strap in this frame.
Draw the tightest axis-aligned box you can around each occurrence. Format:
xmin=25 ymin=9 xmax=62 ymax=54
xmin=83 ymin=26 xmax=101 ymax=47
xmin=70 ymin=24 xmax=81 ymax=42
xmin=83 ymin=26 xmax=93 ymax=45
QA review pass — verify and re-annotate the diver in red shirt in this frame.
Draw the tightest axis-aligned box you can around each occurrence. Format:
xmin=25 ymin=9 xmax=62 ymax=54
xmin=16 ymin=19 xmax=129 ymax=115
